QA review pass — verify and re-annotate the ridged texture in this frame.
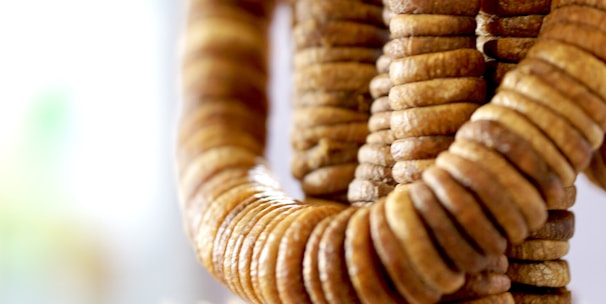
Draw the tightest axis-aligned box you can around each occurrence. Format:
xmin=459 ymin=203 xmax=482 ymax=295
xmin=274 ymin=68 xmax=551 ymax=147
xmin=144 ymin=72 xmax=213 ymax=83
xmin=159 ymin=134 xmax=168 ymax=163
xmin=477 ymin=1 xmax=579 ymax=301
xmin=178 ymin=0 xmax=606 ymax=303
xmin=346 ymin=1 xmax=397 ymax=205
xmin=290 ymin=0 xmax=388 ymax=202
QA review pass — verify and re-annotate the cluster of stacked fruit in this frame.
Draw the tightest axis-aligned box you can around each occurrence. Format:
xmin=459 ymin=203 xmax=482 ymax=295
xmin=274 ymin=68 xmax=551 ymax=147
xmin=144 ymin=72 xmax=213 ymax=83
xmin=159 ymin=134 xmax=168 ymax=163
xmin=177 ymin=0 xmax=606 ymax=303
xmin=290 ymin=0 xmax=388 ymax=202
xmin=477 ymin=0 xmax=550 ymax=96
xmin=477 ymin=1 xmax=602 ymax=302
xmin=346 ymin=1 xmax=397 ymax=205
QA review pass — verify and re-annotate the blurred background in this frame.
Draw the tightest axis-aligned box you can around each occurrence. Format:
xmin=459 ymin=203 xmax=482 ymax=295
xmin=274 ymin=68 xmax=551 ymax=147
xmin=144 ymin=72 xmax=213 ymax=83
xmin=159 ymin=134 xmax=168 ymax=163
xmin=0 ymin=1 xmax=603 ymax=303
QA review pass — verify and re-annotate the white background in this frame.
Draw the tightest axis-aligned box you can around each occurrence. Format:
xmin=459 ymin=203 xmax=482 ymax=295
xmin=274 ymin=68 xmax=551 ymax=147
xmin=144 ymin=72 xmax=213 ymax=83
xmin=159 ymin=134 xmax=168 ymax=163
xmin=0 ymin=1 xmax=603 ymax=303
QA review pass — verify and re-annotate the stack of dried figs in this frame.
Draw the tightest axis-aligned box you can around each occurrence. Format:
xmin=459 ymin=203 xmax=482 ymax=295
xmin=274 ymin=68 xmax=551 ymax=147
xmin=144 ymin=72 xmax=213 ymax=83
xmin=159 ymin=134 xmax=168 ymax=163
xmin=177 ymin=0 xmax=606 ymax=303
xmin=290 ymin=0 xmax=387 ymax=202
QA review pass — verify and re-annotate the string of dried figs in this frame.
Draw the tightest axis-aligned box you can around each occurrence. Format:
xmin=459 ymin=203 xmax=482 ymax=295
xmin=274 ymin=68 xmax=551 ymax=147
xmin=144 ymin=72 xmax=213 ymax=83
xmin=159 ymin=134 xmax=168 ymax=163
xmin=178 ymin=1 xmax=606 ymax=304
xmin=477 ymin=0 xmax=584 ymax=301
xmin=290 ymin=0 xmax=387 ymax=202
xmin=346 ymin=1 xmax=397 ymax=206
xmin=477 ymin=0 xmax=551 ymax=96
xmin=365 ymin=1 xmax=514 ymax=302
xmin=546 ymin=0 xmax=606 ymax=191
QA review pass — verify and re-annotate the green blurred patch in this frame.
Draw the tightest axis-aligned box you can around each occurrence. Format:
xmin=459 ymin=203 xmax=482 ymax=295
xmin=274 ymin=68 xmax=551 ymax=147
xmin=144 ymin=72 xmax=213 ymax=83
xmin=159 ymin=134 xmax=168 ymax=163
xmin=7 ymin=87 xmax=72 ymax=207
xmin=0 ymin=86 xmax=72 ymax=246
xmin=23 ymin=87 xmax=72 ymax=163
xmin=0 ymin=85 xmax=75 ymax=239
xmin=0 ymin=87 xmax=108 ymax=303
